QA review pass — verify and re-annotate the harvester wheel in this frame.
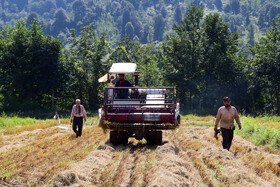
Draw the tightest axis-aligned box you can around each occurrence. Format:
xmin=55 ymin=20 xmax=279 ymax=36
xmin=110 ymin=131 xmax=129 ymax=146
xmin=146 ymin=131 xmax=162 ymax=145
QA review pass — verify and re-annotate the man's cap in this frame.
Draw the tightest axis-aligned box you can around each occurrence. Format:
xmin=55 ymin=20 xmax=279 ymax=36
xmin=118 ymin=74 xmax=125 ymax=76
xmin=76 ymin=99 xmax=81 ymax=102
xmin=223 ymin=97 xmax=231 ymax=102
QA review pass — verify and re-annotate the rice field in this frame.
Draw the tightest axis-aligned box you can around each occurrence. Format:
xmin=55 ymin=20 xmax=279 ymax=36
xmin=0 ymin=114 xmax=279 ymax=186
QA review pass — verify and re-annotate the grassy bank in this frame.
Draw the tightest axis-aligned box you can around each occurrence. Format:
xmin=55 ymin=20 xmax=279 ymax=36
xmin=182 ymin=115 xmax=280 ymax=150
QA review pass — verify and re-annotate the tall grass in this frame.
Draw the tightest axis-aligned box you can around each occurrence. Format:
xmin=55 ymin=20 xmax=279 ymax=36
xmin=0 ymin=116 xmax=39 ymax=129
xmin=2 ymin=120 xmax=59 ymax=135
xmin=0 ymin=114 xmax=58 ymax=135
xmin=235 ymin=117 xmax=280 ymax=150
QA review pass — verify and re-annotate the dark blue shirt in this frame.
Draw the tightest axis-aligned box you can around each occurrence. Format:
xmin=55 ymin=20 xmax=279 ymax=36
xmin=115 ymin=80 xmax=133 ymax=99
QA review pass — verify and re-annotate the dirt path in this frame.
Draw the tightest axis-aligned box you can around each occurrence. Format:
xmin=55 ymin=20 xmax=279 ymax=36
xmin=1 ymin=125 xmax=280 ymax=186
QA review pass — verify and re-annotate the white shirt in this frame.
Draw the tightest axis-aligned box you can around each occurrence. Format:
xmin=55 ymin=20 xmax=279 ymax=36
xmin=71 ymin=105 xmax=87 ymax=120
xmin=215 ymin=106 xmax=241 ymax=129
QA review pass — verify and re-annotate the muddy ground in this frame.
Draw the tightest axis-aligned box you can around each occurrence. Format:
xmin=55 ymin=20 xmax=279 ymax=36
xmin=1 ymin=124 xmax=280 ymax=186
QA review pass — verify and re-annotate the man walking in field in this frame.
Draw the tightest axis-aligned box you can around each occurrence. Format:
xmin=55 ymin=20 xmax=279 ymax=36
xmin=214 ymin=97 xmax=242 ymax=151
xmin=71 ymin=99 xmax=87 ymax=138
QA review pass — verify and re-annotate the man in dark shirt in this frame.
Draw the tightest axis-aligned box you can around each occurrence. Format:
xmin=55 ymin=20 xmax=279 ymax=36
xmin=115 ymin=74 xmax=133 ymax=99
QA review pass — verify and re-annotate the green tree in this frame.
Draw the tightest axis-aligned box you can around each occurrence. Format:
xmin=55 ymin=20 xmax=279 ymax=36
xmin=51 ymin=8 xmax=69 ymax=36
xmin=248 ymin=23 xmax=255 ymax=46
xmin=10 ymin=4 xmax=19 ymax=13
xmin=0 ymin=20 xmax=65 ymax=111
xmin=125 ymin=22 xmax=134 ymax=39
xmin=26 ymin=12 xmax=38 ymax=27
xmin=231 ymin=0 xmax=240 ymax=14
xmin=64 ymin=24 xmax=108 ymax=109
xmin=142 ymin=24 xmax=149 ymax=43
xmin=122 ymin=10 xmax=131 ymax=35
xmin=250 ymin=18 xmax=280 ymax=114
xmin=161 ymin=5 xmax=168 ymax=18
xmin=268 ymin=6 xmax=280 ymax=25
xmin=95 ymin=13 xmax=120 ymax=47
xmin=9 ymin=0 xmax=28 ymax=11
xmin=130 ymin=13 xmax=143 ymax=40
xmin=214 ymin=0 xmax=223 ymax=11
xmin=42 ymin=0 xmax=56 ymax=14
xmin=174 ymin=5 xmax=182 ymax=24
xmin=56 ymin=0 xmax=66 ymax=9
xmin=109 ymin=36 xmax=140 ymax=63
xmin=135 ymin=45 xmax=162 ymax=86
xmin=162 ymin=5 xmax=204 ymax=109
xmin=72 ymin=0 xmax=86 ymax=22
xmin=154 ymin=14 xmax=165 ymax=41
xmin=200 ymin=13 xmax=239 ymax=109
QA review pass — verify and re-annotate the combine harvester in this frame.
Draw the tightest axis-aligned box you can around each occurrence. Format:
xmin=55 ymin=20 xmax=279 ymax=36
xmin=99 ymin=63 xmax=180 ymax=145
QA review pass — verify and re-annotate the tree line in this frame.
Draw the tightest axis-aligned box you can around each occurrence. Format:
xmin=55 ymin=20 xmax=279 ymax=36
xmin=0 ymin=5 xmax=279 ymax=116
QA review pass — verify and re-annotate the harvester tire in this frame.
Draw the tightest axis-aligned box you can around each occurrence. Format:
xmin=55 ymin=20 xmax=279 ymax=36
xmin=146 ymin=131 xmax=162 ymax=145
xmin=110 ymin=131 xmax=129 ymax=146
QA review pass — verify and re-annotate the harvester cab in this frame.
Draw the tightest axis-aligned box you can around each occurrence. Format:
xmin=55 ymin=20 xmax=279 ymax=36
xmin=98 ymin=63 xmax=180 ymax=145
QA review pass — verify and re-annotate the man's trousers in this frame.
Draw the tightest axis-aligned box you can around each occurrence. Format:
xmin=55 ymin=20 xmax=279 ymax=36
xmin=221 ymin=128 xmax=234 ymax=150
xmin=73 ymin=117 xmax=83 ymax=137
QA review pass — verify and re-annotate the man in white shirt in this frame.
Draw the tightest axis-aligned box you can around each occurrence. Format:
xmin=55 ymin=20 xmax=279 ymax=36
xmin=70 ymin=99 xmax=87 ymax=138
xmin=214 ymin=97 xmax=241 ymax=150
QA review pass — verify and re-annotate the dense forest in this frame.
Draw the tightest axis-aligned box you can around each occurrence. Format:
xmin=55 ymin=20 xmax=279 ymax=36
xmin=0 ymin=1 xmax=280 ymax=116
xmin=0 ymin=0 xmax=280 ymax=49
